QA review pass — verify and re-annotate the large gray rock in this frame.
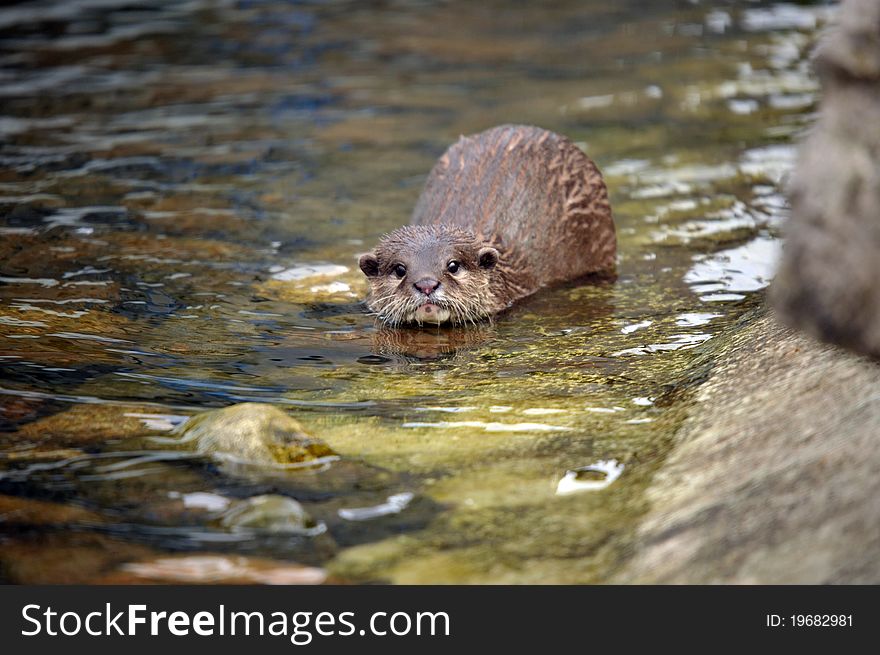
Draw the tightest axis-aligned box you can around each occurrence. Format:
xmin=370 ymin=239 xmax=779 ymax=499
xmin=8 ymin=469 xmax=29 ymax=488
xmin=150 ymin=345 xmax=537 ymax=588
xmin=772 ymin=0 xmax=880 ymax=357
xmin=619 ymin=310 xmax=880 ymax=583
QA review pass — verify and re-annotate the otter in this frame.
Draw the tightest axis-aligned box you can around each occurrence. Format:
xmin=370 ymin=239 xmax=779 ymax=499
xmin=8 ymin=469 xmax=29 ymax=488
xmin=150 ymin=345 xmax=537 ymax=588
xmin=359 ymin=124 xmax=616 ymax=326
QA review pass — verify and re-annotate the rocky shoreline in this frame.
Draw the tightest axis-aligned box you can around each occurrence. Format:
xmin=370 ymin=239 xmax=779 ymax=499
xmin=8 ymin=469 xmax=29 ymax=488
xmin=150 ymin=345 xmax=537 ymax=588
xmin=618 ymin=304 xmax=880 ymax=583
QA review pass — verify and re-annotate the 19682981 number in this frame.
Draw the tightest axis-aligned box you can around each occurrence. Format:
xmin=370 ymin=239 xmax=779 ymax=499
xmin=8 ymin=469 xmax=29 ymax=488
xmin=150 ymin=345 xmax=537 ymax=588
xmin=790 ymin=615 xmax=852 ymax=627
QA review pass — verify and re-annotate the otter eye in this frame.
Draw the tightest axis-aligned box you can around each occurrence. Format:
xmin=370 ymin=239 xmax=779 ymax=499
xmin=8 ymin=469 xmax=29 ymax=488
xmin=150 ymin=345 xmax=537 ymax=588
xmin=447 ymin=260 xmax=461 ymax=274
xmin=393 ymin=263 xmax=407 ymax=279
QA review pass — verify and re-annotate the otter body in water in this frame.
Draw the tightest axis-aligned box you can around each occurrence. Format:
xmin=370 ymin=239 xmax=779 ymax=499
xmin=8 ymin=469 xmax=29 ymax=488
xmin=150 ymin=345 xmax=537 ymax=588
xmin=359 ymin=124 xmax=616 ymax=326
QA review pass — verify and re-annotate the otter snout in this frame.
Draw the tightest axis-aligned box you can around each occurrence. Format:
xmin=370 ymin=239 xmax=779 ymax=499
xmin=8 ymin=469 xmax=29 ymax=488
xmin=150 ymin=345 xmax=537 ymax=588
xmin=414 ymin=278 xmax=440 ymax=296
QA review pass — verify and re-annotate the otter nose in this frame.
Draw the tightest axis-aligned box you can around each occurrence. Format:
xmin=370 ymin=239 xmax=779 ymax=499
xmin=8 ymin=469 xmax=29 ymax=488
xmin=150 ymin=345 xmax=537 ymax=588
xmin=414 ymin=278 xmax=440 ymax=296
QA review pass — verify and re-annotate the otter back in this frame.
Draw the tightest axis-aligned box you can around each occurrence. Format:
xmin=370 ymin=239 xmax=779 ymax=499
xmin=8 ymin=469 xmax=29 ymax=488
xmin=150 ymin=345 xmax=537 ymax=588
xmin=410 ymin=124 xmax=616 ymax=294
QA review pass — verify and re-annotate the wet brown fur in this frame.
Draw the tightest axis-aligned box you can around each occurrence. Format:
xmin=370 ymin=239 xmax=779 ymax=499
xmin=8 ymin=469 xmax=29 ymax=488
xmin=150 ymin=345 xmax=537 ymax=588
xmin=360 ymin=124 xmax=616 ymax=326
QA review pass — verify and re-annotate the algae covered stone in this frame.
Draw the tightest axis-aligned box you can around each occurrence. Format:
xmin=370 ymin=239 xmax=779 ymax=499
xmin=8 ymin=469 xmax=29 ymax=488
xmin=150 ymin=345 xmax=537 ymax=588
xmin=178 ymin=403 xmax=335 ymax=466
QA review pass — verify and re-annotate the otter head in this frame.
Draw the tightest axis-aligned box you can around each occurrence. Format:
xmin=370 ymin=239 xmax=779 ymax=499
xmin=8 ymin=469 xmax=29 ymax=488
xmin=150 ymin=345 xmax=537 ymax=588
xmin=359 ymin=225 xmax=500 ymax=327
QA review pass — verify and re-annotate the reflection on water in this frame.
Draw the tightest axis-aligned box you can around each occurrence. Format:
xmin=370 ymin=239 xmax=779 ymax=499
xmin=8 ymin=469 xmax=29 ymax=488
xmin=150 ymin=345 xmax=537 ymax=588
xmin=0 ymin=0 xmax=831 ymax=583
xmin=556 ymin=460 xmax=625 ymax=495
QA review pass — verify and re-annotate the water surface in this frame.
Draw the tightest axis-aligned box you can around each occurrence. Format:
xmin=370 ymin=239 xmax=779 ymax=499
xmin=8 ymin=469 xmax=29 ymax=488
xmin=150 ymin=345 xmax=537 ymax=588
xmin=0 ymin=0 xmax=831 ymax=583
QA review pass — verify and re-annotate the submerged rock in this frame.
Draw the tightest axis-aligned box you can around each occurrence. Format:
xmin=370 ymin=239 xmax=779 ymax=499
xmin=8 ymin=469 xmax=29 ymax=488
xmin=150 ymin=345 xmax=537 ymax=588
xmin=0 ymin=532 xmax=156 ymax=584
xmin=14 ymin=403 xmax=174 ymax=445
xmin=254 ymin=263 xmax=366 ymax=304
xmin=219 ymin=494 xmax=317 ymax=534
xmin=178 ymin=402 xmax=335 ymax=466
xmin=0 ymin=494 xmax=104 ymax=527
xmin=772 ymin=0 xmax=880 ymax=357
xmin=105 ymin=554 xmax=328 ymax=585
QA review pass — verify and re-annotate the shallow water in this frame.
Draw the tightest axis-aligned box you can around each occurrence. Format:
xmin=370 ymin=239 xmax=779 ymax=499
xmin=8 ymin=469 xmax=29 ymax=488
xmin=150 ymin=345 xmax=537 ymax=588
xmin=0 ymin=0 xmax=831 ymax=583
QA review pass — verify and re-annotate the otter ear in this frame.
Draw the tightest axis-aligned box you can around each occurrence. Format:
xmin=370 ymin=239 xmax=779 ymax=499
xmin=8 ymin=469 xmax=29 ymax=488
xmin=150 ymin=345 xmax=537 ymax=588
xmin=478 ymin=246 xmax=499 ymax=270
xmin=359 ymin=253 xmax=380 ymax=277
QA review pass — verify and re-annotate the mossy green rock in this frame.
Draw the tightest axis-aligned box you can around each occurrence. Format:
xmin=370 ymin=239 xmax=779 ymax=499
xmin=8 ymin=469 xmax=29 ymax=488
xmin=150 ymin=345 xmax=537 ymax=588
xmin=179 ymin=403 xmax=335 ymax=466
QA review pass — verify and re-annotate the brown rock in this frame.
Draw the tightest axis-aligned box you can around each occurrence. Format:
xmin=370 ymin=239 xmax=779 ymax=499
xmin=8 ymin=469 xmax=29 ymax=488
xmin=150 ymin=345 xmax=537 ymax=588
xmin=0 ymin=494 xmax=103 ymax=526
xmin=14 ymin=403 xmax=169 ymax=445
xmin=0 ymin=533 xmax=155 ymax=584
